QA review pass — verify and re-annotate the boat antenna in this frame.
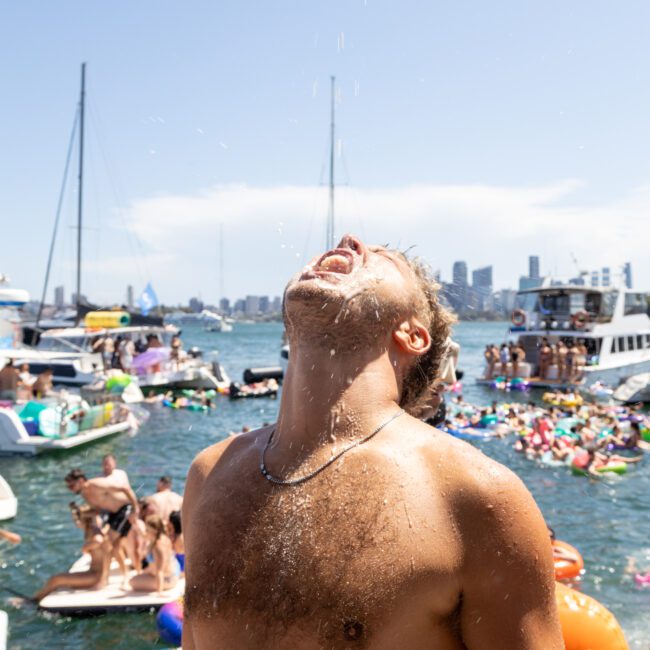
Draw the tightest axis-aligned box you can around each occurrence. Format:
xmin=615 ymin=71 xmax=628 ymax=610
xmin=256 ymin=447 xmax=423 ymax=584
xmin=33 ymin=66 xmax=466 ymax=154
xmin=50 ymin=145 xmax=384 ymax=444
xmin=36 ymin=109 xmax=79 ymax=328
xmin=326 ymin=75 xmax=335 ymax=250
xmin=75 ymin=62 xmax=86 ymax=326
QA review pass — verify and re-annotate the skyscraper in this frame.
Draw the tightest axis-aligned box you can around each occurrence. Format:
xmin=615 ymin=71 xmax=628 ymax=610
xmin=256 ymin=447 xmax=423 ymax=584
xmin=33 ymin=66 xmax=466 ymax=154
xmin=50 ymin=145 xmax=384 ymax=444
xmin=623 ymin=262 xmax=633 ymax=289
xmin=529 ymin=255 xmax=540 ymax=280
xmin=601 ymin=267 xmax=611 ymax=288
xmin=472 ymin=266 xmax=493 ymax=292
xmin=452 ymin=261 xmax=468 ymax=287
xmin=126 ymin=285 xmax=134 ymax=310
xmin=54 ymin=285 xmax=65 ymax=309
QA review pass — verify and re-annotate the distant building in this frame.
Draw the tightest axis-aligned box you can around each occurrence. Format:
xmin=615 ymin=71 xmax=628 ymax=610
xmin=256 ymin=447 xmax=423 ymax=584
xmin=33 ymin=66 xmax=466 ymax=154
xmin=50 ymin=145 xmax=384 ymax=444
xmin=493 ymin=289 xmax=517 ymax=314
xmin=189 ymin=297 xmax=204 ymax=313
xmin=219 ymin=297 xmax=231 ymax=315
xmin=529 ymin=255 xmax=540 ymax=280
xmin=452 ymin=261 xmax=468 ymax=287
xmin=71 ymin=292 xmax=87 ymax=305
xmin=259 ymin=296 xmax=270 ymax=314
xmin=590 ymin=271 xmax=599 ymax=287
xmin=233 ymin=298 xmax=245 ymax=313
xmin=568 ymin=276 xmax=586 ymax=286
xmin=245 ymin=295 xmax=260 ymax=316
xmin=623 ymin=262 xmax=633 ymax=289
xmin=472 ymin=266 xmax=493 ymax=292
xmin=126 ymin=285 xmax=134 ymax=310
xmin=272 ymin=296 xmax=282 ymax=313
xmin=54 ymin=285 xmax=65 ymax=309
xmin=601 ymin=267 xmax=611 ymax=288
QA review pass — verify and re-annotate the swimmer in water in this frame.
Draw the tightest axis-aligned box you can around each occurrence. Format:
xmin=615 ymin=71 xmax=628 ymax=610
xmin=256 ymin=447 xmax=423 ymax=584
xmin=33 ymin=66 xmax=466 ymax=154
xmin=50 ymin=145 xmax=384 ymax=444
xmin=182 ymin=234 xmax=562 ymax=648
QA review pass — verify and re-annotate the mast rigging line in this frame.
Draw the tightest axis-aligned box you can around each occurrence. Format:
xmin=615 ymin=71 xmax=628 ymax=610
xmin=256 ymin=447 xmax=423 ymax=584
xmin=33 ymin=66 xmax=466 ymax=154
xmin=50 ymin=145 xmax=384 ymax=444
xmin=36 ymin=108 xmax=80 ymax=327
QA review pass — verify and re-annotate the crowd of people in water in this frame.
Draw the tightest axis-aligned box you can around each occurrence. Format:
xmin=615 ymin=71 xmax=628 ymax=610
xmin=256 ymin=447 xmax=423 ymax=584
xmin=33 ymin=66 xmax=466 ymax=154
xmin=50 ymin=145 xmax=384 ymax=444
xmin=484 ymin=337 xmax=590 ymax=383
xmin=19 ymin=454 xmax=185 ymax=603
xmin=445 ymin=393 xmax=648 ymax=477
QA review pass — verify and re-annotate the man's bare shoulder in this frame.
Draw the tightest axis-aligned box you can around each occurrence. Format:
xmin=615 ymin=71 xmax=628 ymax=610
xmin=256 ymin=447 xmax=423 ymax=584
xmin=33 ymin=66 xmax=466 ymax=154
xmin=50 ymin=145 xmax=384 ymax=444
xmin=407 ymin=418 xmax=531 ymax=508
xmin=185 ymin=426 xmax=272 ymax=488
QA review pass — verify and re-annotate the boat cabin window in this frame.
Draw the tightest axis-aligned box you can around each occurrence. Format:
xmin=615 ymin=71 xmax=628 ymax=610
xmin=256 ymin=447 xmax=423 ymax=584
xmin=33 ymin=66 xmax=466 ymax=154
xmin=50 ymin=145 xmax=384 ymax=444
xmin=637 ymin=335 xmax=643 ymax=350
xmin=627 ymin=335 xmax=635 ymax=350
xmin=515 ymin=292 xmax=539 ymax=312
xmin=599 ymin=291 xmax=618 ymax=321
xmin=618 ymin=336 xmax=625 ymax=352
xmin=646 ymin=334 xmax=650 ymax=349
xmin=624 ymin=293 xmax=648 ymax=316
xmin=539 ymin=293 xmax=570 ymax=315
xmin=37 ymin=336 xmax=87 ymax=352
xmin=611 ymin=338 xmax=616 ymax=354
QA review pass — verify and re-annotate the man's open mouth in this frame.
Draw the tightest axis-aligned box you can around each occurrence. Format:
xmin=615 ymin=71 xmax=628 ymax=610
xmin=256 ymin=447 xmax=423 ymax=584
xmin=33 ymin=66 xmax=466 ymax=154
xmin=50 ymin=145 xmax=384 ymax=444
xmin=313 ymin=250 xmax=355 ymax=274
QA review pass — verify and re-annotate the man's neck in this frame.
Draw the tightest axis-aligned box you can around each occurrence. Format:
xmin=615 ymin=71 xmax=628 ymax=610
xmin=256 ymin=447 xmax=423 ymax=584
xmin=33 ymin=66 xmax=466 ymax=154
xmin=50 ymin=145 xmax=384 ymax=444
xmin=274 ymin=339 xmax=403 ymax=455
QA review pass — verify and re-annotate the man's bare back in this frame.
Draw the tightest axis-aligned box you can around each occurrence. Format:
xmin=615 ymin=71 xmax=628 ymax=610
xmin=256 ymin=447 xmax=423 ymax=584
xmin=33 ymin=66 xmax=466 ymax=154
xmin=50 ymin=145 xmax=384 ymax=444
xmin=183 ymin=235 xmax=562 ymax=648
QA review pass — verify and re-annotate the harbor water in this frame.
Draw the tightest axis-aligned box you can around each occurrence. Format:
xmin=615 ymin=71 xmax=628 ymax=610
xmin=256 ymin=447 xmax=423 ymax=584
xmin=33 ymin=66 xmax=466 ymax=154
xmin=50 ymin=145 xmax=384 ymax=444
xmin=1 ymin=321 xmax=649 ymax=647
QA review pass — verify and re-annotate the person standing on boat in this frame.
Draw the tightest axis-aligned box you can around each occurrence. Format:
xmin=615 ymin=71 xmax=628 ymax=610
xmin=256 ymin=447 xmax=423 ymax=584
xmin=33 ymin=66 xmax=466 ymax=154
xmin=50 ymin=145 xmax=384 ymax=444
xmin=102 ymin=454 xmax=131 ymax=489
xmin=556 ymin=341 xmax=567 ymax=382
xmin=147 ymin=476 xmax=183 ymax=526
xmin=182 ymin=234 xmax=562 ymax=648
xmin=0 ymin=359 xmax=19 ymax=401
xmin=538 ymin=338 xmax=552 ymax=380
xmin=32 ymin=368 xmax=54 ymax=398
xmin=499 ymin=342 xmax=510 ymax=377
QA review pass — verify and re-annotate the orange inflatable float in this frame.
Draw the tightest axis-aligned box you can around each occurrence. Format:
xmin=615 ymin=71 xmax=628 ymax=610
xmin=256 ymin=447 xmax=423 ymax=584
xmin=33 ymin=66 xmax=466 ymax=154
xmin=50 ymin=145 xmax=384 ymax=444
xmin=556 ymin=582 xmax=628 ymax=650
xmin=553 ymin=539 xmax=584 ymax=581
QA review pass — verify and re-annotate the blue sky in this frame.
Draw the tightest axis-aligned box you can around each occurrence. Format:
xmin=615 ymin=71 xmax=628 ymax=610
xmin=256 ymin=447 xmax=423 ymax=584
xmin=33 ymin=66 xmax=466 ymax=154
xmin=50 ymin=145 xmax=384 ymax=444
xmin=2 ymin=1 xmax=649 ymax=305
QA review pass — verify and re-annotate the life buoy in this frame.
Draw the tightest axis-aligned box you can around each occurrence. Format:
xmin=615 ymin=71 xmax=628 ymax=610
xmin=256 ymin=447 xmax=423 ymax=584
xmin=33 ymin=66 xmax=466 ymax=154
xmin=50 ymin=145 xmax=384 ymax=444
xmin=553 ymin=540 xmax=584 ymax=581
xmin=511 ymin=309 xmax=526 ymax=327
xmin=571 ymin=311 xmax=589 ymax=329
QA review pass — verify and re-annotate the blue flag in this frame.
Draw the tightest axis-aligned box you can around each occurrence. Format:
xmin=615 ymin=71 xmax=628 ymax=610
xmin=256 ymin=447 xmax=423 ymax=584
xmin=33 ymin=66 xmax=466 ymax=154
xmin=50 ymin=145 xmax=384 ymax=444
xmin=138 ymin=282 xmax=158 ymax=316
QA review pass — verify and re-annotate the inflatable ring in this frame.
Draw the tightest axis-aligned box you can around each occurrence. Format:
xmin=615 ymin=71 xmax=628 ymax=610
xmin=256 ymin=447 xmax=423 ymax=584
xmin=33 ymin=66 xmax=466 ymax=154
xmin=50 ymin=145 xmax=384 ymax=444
xmin=511 ymin=309 xmax=526 ymax=327
xmin=556 ymin=582 xmax=627 ymax=649
xmin=553 ymin=540 xmax=584 ymax=581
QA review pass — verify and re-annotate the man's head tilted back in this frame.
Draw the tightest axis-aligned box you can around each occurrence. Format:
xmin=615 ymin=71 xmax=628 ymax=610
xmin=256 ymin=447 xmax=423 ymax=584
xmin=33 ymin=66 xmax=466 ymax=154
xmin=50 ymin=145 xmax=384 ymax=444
xmin=283 ymin=234 xmax=455 ymax=416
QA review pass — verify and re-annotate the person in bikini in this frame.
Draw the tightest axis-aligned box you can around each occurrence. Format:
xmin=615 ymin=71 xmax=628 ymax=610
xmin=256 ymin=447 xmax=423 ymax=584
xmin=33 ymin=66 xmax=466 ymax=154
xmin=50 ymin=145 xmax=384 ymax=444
xmin=31 ymin=504 xmax=111 ymax=602
xmin=182 ymin=234 xmax=562 ymax=648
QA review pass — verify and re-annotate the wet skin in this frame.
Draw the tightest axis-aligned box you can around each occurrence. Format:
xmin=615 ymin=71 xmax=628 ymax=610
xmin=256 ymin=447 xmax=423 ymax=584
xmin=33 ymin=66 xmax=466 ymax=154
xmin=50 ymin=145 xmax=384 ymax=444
xmin=182 ymin=234 xmax=562 ymax=648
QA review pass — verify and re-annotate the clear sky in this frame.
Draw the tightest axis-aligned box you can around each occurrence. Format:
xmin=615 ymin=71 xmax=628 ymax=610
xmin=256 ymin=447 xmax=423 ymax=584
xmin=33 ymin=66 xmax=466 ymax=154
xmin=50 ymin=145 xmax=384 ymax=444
xmin=2 ymin=1 xmax=649 ymax=305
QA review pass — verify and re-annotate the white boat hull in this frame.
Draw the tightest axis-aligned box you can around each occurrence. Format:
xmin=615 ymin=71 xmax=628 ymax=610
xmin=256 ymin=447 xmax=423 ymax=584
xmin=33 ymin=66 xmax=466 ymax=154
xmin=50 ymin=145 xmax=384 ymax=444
xmin=0 ymin=409 xmax=131 ymax=456
xmin=0 ymin=475 xmax=17 ymax=521
xmin=39 ymin=554 xmax=184 ymax=615
xmin=0 ymin=610 xmax=7 ymax=650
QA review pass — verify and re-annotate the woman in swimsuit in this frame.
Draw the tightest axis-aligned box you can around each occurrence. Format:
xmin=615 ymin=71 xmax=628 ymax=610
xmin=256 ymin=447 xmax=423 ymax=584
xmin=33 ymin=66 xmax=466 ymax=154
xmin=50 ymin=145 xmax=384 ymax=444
xmin=33 ymin=505 xmax=110 ymax=602
xmin=130 ymin=514 xmax=180 ymax=594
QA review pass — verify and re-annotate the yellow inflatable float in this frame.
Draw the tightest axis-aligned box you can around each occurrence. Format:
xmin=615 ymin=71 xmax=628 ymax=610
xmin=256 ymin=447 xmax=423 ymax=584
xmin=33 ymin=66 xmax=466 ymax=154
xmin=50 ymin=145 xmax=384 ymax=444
xmin=84 ymin=311 xmax=131 ymax=329
xmin=556 ymin=581 xmax=628 ymax=650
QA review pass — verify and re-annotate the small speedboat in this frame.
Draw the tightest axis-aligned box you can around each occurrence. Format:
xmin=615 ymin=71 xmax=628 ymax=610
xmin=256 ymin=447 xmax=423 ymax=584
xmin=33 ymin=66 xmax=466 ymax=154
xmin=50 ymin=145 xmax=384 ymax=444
xmin=0 ymin=475 xmax=17 ymax=521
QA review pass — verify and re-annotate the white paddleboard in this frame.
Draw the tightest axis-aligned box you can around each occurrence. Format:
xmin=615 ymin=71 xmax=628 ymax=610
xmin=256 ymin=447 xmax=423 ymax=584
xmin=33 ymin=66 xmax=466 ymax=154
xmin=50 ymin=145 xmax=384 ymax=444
xmin=0 ymin=610 xmax=7 ymax=650
xmin=39 ymin=554 xmax=184 ymax=615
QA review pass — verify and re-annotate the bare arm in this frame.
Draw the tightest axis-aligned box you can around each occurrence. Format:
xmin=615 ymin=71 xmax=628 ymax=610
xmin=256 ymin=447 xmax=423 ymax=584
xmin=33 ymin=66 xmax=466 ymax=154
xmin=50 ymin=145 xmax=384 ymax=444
xmin=459 ymin=465 xmax=563 ymax=648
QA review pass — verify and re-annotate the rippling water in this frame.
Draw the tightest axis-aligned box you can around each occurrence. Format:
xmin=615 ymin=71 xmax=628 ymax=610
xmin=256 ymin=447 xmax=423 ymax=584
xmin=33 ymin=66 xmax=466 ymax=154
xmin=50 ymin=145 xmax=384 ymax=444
xmin=1 ymin=321 xmax=648 ymax=647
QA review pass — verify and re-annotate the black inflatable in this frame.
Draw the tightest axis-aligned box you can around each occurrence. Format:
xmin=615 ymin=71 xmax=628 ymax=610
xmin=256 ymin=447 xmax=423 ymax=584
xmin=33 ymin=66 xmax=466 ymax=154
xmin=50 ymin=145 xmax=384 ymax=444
xmin=243 ymin=367 xmax=284 ymax=384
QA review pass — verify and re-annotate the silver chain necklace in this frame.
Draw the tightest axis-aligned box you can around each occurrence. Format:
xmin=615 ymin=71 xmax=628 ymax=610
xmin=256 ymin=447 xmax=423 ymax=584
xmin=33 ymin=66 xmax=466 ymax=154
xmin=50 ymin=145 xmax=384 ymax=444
xmin=260 ymin=409 xmax=405 ymax=486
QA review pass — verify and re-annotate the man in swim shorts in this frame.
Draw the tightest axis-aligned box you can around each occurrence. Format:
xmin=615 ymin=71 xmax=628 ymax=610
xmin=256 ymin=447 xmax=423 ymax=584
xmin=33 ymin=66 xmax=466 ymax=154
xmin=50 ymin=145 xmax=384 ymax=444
xmin=182 ymin=234 xmax=562 ymax=648
xmin=65 ymin=468 xmax=139 ymax=575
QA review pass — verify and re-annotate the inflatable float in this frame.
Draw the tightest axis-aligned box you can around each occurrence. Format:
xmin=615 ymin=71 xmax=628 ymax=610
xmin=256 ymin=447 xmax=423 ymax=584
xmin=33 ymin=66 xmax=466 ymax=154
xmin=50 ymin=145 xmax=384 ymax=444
xmin=84 ymin=311 xmax=131 ymax=329
xmin=556 ymin=582 xmax=628 ymax=649
xmin=39 ymin=554 xmax=184 ymax=616
xmin=157 ymin=599 xmax=183 ymax=646
xmin=553 ymin=540 xmax=584 ymax=581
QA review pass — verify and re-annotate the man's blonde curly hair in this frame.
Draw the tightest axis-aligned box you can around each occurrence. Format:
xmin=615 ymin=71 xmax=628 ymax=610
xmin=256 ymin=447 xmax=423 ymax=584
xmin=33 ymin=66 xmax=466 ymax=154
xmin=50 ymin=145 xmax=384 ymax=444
xmin=396 ymin=254 xmax=456 ymax=417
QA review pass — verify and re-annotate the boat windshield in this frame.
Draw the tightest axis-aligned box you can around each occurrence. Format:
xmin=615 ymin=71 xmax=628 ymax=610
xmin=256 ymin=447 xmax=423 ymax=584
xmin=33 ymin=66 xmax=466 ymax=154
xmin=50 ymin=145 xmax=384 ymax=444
xmin=515 ymin=293 xmax=539 ymax=312
xmin=37 ymin=336 xmax=88 ymax=353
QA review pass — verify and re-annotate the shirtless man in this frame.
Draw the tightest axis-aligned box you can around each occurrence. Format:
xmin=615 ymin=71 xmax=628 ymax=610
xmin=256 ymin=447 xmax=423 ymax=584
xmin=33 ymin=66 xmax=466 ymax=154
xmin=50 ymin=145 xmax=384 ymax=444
xmin=65 ymin=468 xmax=139 ymax=577
xmin=102 ymin=453 xmax=131 ymax=489
xmin=0 ymin=359 xmax=19 ymax=401
xmin=183 ymin=234 xmax=562 ymax=648
xmin=148 ymin=476 xmax=183 ymax=525
xmin=538 ymin=338 xmax=552 ymax=379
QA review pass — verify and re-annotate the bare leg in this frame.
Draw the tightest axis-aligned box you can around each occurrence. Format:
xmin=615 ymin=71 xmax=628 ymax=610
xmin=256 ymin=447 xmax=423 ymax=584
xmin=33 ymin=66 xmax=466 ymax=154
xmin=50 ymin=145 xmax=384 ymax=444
xmin=130 ymin=573 xmax=178 ymax=592
xmin=34 ymin=571 xmax=102 ymax=602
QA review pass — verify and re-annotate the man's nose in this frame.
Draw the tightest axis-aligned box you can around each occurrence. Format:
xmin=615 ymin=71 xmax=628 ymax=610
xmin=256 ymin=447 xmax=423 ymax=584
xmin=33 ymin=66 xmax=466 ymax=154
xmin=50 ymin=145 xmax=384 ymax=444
xmin=337 ymin=234 xmax=365 ymax=256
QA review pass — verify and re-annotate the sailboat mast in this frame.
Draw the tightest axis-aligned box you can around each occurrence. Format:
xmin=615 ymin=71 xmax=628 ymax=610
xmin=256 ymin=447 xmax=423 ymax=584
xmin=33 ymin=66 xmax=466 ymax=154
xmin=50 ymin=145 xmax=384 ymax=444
xmin=75 ymin=62 xmax=86 ymax=325
xmin=327 ymin=75 xmax=335 ymax=250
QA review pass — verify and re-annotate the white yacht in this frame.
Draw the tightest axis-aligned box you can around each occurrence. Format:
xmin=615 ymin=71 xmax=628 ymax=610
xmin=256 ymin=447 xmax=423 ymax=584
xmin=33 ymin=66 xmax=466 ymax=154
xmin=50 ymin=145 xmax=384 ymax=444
xmin=35 ymin=324 xmax=228 ymax=390
xmin=487 ymin=281 xmax=650 ymax=386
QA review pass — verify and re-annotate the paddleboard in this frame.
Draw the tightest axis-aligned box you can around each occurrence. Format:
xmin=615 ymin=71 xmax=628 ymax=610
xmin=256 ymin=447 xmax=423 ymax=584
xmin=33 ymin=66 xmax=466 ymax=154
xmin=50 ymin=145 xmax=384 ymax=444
xmin=0 ymin=610 xmax=7 ymax=650
xmin=39 ymin=554 xmax=184 ymax=616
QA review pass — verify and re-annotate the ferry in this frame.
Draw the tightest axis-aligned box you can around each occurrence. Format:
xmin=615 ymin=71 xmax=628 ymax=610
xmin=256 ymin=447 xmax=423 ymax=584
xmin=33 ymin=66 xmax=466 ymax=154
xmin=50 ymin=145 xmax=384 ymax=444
xmin=478 ymin=281 xmax=650 ymax=388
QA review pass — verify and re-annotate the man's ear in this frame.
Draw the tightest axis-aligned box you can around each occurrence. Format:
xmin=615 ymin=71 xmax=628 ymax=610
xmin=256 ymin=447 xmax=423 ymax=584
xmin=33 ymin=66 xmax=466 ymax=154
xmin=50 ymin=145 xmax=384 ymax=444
xmin=392 ymin=319 xmax=431 ymax=356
